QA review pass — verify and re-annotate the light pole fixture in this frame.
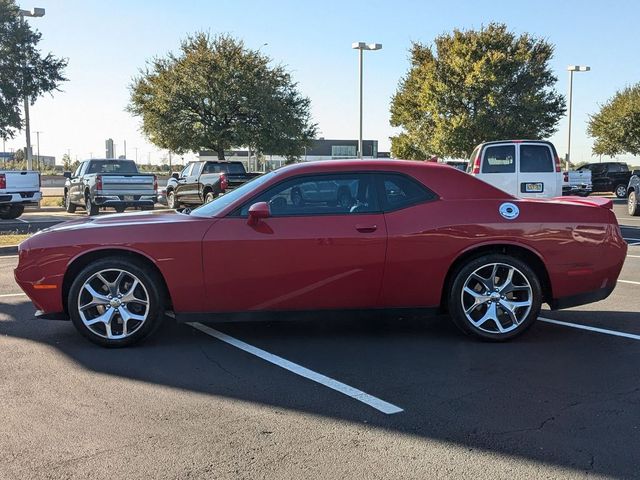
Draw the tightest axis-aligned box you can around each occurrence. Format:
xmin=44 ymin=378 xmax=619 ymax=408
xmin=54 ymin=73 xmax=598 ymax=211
xmin=18 ymin=7 xmax=46 ymax=171
xmin=352 ymin=42 xmax=382 ymax=159
xmin=566 ymin=65 xmax=590 ymax=170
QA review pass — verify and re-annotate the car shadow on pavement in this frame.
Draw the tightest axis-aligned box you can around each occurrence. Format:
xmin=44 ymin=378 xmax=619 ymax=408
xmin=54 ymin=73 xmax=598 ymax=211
xmin=1 ymin=300 xmax=639 ymax=478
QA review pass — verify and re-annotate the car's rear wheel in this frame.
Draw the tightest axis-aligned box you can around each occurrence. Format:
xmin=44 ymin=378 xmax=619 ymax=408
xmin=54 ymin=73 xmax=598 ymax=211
xmin=0 ymin=205 xmax=24 ymax=220
xmin=64 ymin=191 xmax=77 ymax=213
xmin=68 ymin=257 xmax=165 ymax=347
xmin=114 ymin=206 xmax=126 ymax=213
xmin=448 ymin=254 xmax=542 ymax=341
xmin=615 ymin=184 xmax=628 ymax=198
xmin=85 ymin=194 xmax=99 ymax=216
xmin=167 ymin=190 xmax=179 ymax=209
xmin=628 ymin=191 xmax=639 ymax=216
xmin=204 ymin=190 xmax=216 ymax=203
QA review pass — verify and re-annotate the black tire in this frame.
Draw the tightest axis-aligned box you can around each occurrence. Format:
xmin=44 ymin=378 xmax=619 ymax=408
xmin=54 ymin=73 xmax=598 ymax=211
xmin=0 ymin=205 xmax=24 ymax=220
xmin=615 ymin=184 xmax=628 ymax=198
xmin=68 ymin=256 xmax=165 ymax=347
xmin=448 ymin=253 xmax=542 ymax=341
xmin=204 ymin=190 xmax=216 ymax=204
xmin=85 ymin=194 xmax=99 ymax=216
xmin=167 ymin=190 xmax=179 ymax=209
xmin=64 ymin=191 xmax=77 ymax=213
xmin=629 ymin=190 xmax=639 ymax=216
xmin=114 ymin=206 xmax=126 ymax=213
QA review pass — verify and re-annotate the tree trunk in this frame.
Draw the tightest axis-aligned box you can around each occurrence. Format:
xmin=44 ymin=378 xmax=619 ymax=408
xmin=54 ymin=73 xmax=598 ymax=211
xmin=217 ymin=145 xmax=225 ymax=160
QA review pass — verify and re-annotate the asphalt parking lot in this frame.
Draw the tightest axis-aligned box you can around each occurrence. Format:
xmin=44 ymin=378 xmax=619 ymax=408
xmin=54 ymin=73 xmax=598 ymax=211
xmin=1 ymin=201 xmax=640 ymax=479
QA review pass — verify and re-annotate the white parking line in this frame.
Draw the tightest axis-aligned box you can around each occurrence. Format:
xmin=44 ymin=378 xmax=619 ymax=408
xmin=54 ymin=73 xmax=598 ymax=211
xmin=627 ymin=255 xmax=640 ymax=258
xmin=188 ymin=322 xmax=404 ymax=415
xmin=619 ymin=280 xmax=640 ymax=286
xmin=0 ymin=293 xmax=26 ymax=298
xmin=539 ymin=317 xmax=640 ymax=341
xmin=0 ymin=255 xmax=18 ymax=259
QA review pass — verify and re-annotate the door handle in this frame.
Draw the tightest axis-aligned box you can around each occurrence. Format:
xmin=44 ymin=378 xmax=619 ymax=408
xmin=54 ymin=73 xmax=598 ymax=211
xmin=355 ymin=224 xmax=377 ymax=233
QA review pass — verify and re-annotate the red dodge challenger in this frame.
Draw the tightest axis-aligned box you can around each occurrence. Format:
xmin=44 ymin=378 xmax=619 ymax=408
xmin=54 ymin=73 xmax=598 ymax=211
xmin=14 ymin=160 xmax=627 ymax=347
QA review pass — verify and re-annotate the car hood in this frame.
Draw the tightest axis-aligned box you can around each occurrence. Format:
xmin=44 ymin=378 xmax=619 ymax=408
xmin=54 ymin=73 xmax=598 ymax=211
xmin=39 ymin=209 xmax=203 ymax=234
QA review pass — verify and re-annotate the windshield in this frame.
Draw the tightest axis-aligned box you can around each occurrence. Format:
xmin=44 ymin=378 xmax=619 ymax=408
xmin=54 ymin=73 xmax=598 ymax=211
xmin=190 ymin=171 xmax=277 ymax=217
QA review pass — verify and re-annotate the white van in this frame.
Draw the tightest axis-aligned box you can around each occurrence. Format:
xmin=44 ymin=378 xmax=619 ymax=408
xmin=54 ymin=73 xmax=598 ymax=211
xmin=466 ymin=140 xmax=563 ymax=198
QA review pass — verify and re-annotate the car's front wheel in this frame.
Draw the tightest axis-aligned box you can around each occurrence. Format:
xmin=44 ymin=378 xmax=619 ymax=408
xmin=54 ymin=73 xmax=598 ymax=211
xmin=167 ymin=190 xmax=179 ymax=209
xmin=68 ymin=257 xmax=165 ymax=347
xmin=64 ymin=191 xmax=77 ymax=213
xmin=615 ymin=184 xmax=628 ymax=198
xmin=628 ymin=191 xmax=639 ymax=216
xmin=448 ymin=254 xmax=542 ymax=341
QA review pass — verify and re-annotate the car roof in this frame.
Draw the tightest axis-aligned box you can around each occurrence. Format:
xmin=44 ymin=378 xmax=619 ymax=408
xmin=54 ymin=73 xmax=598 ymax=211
xmin=478 ymin=140 xmax=553 ymax=147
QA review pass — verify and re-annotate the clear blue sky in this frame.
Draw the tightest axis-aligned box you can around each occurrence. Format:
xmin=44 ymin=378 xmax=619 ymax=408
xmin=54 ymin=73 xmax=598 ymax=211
xmin=8 ymin=0 xmax=640 ymax=165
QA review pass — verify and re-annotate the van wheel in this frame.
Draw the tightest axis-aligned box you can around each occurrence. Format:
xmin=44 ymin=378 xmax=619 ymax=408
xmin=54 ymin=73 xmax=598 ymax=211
xmin=68 ymin=257 xmax=165 ymax=347
xmin=629 ymin=191 xmax=639 ymax=216
xmin=448 ymin=254 xmax=542 ymax=341
xmin=615 ymin=184 xmax=628 ymax=198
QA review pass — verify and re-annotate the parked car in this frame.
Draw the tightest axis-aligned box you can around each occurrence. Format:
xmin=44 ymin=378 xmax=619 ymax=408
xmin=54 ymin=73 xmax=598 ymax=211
xmin=627 ymin=171 xmax=640 ymax=216
xmin=15 ymin=160 xmax=626 ymax=347
xmin=64 ymin=159 xmax=157 ymax=215
xmin=576 ymin=162 xmax=632 ymax=198
xmin=562 ymin=169 xmax=592 ymax=197
xmin=165 ymin=161 xmax=261 ymax=209
xmin=0 ymin=170 xmax=41 ymax=219
xmin=467 ymin=140 xmax=563 ymax=198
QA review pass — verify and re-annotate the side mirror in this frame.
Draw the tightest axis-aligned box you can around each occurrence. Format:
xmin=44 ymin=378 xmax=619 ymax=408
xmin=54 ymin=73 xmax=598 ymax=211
xmin=63 ymin=171 xmax=71 ymax=179
xmin=247 ymin=201 xmax=271 ymax=225
xmin=171 ymin=172 xmax=179 ymax=180
xmin=633 ymin=170 xmax=640 ymax=177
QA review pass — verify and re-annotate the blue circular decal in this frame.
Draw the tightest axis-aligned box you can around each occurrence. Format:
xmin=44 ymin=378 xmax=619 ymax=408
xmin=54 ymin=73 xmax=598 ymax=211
xmin=499 ymin=202 xmax=519 ymax=220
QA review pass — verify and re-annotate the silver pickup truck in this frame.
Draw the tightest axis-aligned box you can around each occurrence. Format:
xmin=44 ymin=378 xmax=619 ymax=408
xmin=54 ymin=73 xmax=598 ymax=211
xmin=64 ymin=159 xmax=157 ymax=215
xmin=0 ymin=170 xmax=41 ymax=219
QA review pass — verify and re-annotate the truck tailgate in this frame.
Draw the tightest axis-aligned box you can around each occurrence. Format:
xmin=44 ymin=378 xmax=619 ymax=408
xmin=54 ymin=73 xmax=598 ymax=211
xmin=100 ymin=175 xmax=155 ymax=195
xmin=1 ymin=171 xmax=40 ymax=191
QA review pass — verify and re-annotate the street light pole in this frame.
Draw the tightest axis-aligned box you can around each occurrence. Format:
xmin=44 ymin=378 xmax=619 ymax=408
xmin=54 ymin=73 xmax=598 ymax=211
xmin=18 ymin=7 xmax=45 ymax=171
xmin=352 ymin=42 xmax=382 ymax=159
xmin=566 ymin=65 xmax=590 ymax=170
xmin=35 ymin=130 xmax=41 ymax=171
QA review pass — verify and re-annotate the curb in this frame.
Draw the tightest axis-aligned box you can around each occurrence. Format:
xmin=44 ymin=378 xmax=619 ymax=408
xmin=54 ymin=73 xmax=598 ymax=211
xmin=0 ymin=245 xmax=18 ymax=256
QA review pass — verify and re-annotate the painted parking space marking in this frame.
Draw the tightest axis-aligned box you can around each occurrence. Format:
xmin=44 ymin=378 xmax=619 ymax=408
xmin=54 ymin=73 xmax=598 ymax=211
xmin=188 ymin=322 xmax=404 ymax=415
xmin=0 ymin=293 xmax=27 ymax=298
xmin=627 ymin=255 xmax=640 ymax=258
xmin=539 ymin=317 xmax=640 ymax=341
xmin=619 ymin=280 xmax=640 ymax=286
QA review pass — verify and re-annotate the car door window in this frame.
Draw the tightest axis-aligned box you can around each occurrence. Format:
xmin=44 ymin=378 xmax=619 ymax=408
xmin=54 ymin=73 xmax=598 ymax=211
xmin=72 ymin=163 xmax=83 ymax=178
xmin=482 ymin=145 xmax=516 ymax=173
xmin=180 ymin=164 xmax=194 ymax=178
xmin=237 ymin=173 xmax=378 ymax=216
xmin=520 ymin=145 xmax=554 ymax=172
xmin=377 ymin=173 xmax=436 ymax=211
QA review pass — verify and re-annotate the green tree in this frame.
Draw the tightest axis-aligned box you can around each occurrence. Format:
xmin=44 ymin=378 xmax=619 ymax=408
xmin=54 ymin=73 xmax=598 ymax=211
xmin=390 ymin=23 xmax=565 ymax=159
xmin=588 ymin=83 xmax=640 ymax=156
xmin=0 ymin=0 xmax=67 ymax=141
xmin=128 ymin=33 xmax=316 ymax=160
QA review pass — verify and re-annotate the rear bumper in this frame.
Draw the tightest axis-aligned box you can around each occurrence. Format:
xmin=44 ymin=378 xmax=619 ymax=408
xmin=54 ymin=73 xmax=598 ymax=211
xmin=549 ymin=284 xmax=616 ymax=310
xmin=0 ymin=191 xmax=42 ymax=205
xmin=94 ymin=195 xmax=157 ymax=207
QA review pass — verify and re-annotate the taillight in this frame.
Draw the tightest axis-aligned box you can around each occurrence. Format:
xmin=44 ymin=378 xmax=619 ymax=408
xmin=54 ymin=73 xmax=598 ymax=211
xmin=0 ymin=174 xmax=5 ymax=190
xmin=96 ymin=175 xmax=102 ymax=191
xmin=153 ymin=175 xmax=158 ymax=192
xmin=555 ymin=156 xmax=562 ymax=173
xmin=219 ymin=172 xmax=228 ymax=191
xmin=472 ymin=155 xmax=481 ymax=174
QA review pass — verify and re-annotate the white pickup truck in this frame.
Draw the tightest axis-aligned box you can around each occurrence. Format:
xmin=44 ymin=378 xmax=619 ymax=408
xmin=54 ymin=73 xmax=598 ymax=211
xmin=0 ymin=170 xmax=41 ymax=219
xmin=562 ymin=170 xmax=592 ymax=197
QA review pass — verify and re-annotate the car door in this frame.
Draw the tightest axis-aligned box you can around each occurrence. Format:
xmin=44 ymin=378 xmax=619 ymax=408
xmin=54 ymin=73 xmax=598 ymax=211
xmin=201 ymin=172 xmax=387 ymax=312
xmin=184 ymin=162 xmax=204 ymax=202
xmin=517 ymin=143 xmax=560 ymax=198
xmin=478 ymin=144 xmax=517 ymax=196
xmin=174 ymin=163 xmax=194 ymax=203
xmin=69 ymin=162 xmax=86 ymax=203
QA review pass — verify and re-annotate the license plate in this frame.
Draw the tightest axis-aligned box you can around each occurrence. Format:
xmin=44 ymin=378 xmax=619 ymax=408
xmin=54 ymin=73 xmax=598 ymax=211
xmin=522 ymin=182 xmax=543 ymax=193
xmin=124 ymin=195 xmax=134 ymax=201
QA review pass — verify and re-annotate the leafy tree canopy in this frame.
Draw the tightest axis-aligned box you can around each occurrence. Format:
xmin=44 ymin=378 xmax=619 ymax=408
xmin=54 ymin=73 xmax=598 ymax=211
xmin=0 ymin=0 xmax=67 ymax=141
xmin=390 ymin=23 xmax=565 ymax=159
xmin=588 ymin=83 xmax=640 ymax=157
xmin=128 ymin=33 xmax=317 ymax=160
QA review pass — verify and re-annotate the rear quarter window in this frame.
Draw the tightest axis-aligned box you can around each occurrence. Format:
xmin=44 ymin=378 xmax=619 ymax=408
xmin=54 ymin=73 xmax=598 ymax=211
xmin=482 ymin=145 xmax=516 ymax=173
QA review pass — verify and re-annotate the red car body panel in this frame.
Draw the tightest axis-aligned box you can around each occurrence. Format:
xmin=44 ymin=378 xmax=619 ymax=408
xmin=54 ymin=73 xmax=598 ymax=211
xmin=14 ymin=160 xmax=627 ymax=320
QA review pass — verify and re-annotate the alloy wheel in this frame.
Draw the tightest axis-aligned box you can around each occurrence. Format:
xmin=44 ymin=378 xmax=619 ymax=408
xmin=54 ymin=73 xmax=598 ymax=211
xmin=461 ymin=263 xmax=533 ymax=334
xmin=77 ymin=268 xmax=150 ymax=340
